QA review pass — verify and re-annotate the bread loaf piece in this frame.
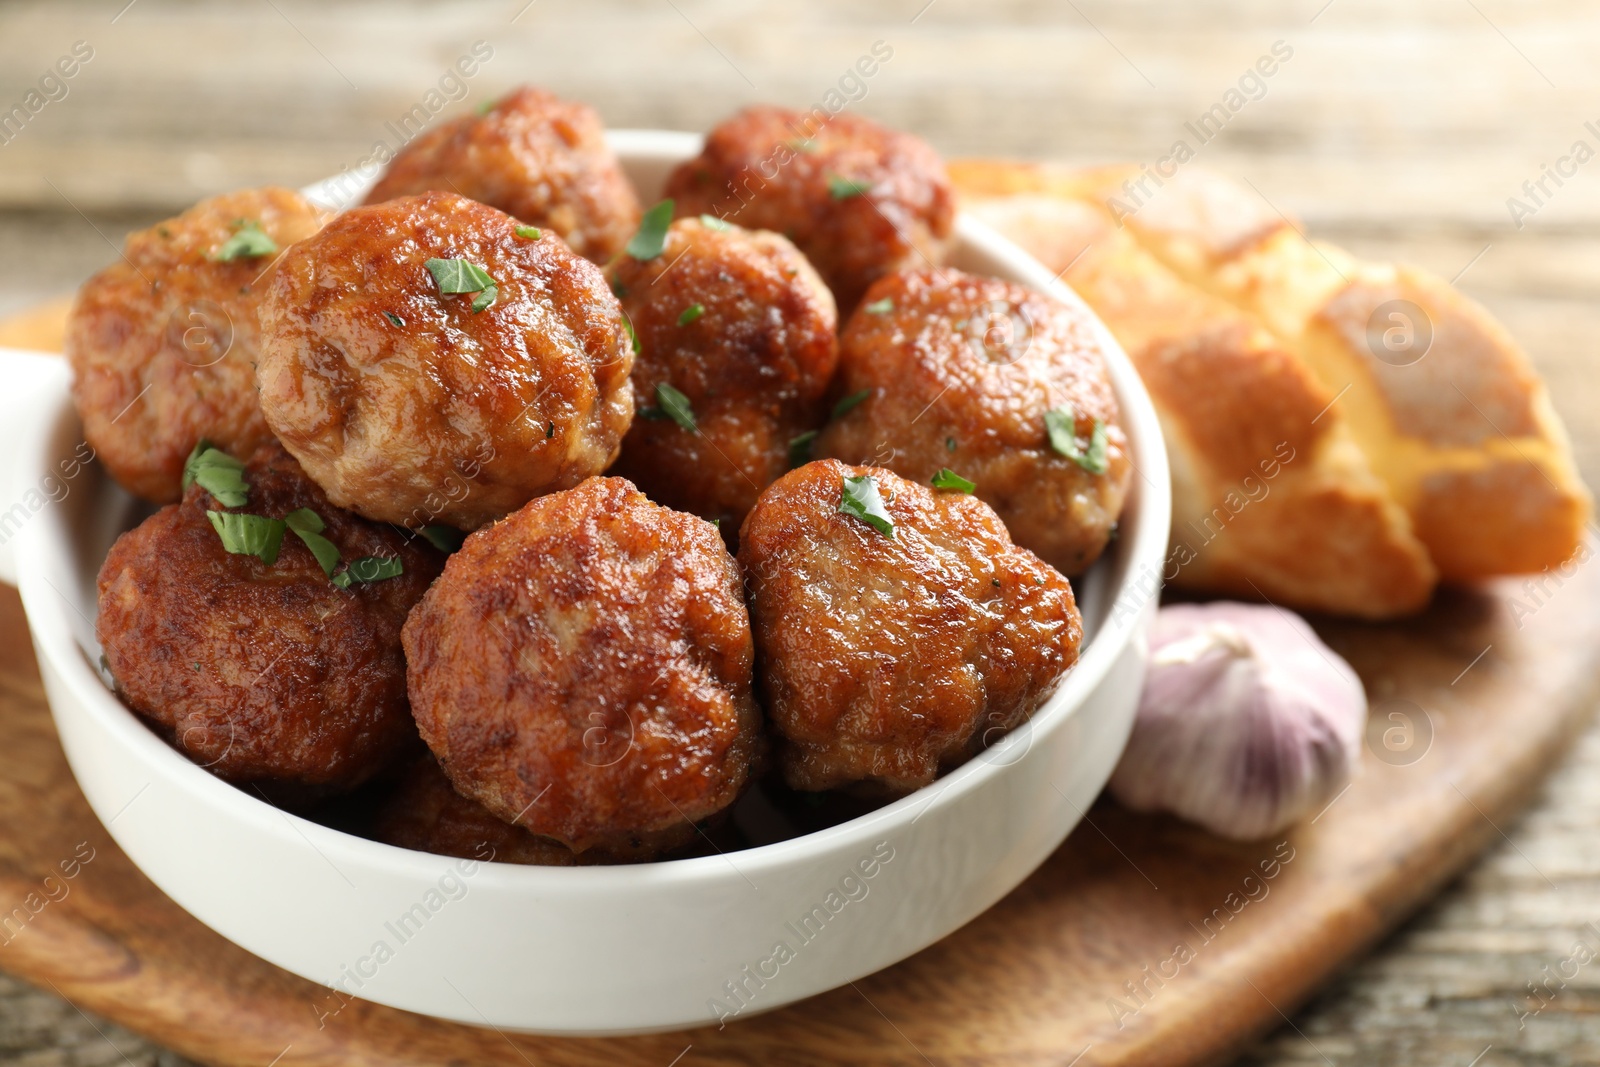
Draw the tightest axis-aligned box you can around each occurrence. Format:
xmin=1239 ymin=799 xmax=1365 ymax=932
xmin=952 ymin=160 xmax=1589 ymax=616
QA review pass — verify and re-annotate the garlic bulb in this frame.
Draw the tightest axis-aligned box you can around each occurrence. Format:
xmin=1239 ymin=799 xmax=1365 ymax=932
xmin=1109 ymin=602 xmax=1366 ymax=840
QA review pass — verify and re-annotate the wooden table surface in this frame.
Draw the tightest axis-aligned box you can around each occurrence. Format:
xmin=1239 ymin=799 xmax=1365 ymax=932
xmin=2 ymin=1 xmax=1599 ymax=1064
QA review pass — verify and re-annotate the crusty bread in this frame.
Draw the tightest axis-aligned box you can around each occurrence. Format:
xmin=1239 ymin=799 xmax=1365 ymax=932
xmin=950 ymin=160 xmax=1590 ymax=616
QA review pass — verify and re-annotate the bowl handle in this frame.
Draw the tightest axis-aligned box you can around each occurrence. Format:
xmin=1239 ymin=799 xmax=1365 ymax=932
xmin=0 ymin=349 xmax=74 ymax=587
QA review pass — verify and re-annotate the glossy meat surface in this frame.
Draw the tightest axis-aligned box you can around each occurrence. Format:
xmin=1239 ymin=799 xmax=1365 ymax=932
xmin=66 ymin=187 xmax=328 ymax=502
xmin=364 ymin=85 xmax=641 ymax=262
xmin=607 ymin=217 xmax=838 ymax=530
xmin=257 ymin=191 xmax=634 ymax=530
xmin=402 ymin=477 xmax=762 ymax=853
xmin=95 ymin=444 xmax=443 ymax=794
xmin=817 ymin=269 xmax=1132 ymax=574
xmin=738 ymin=459 xmax=1083 ymax=792
xmin=663 ymin=105 xmax=954 ymax=315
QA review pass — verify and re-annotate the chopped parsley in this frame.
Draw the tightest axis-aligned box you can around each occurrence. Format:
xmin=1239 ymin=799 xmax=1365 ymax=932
xmin=863 ymin=297 xmax=894 ymax=315
xmin=620 ymin=308 xmax=641 ymax=354
xmin=1045 ymin=407 xmax=1109 ymax=475
xmin=382 ymin=311 xmax=404 ymax=327
xmin=838 ymin=474 xmax=894 ymax=538
xmin=788 ymin=137 xmax=817 ymax=153
xmin=425 ymin=258 xmax=497 ymax=314
xmin=286 ymin=507 xmax=405 ymax=587
xmin=787 ymin=430 xmax=819 ymax=469
xmin=476 ymin=97 xmax=497 ymax=116
xmin=284 ymin=508 xmax=342 ymax=578
xmin=946 ymin=437 xmax=958 ymax=452
xmin=206 ymin=511 xmax=285 ymax=565
xmin=678 ymin=303 xmax=705 ymax=326
xmin=627 ymin=199 xmax=675 ymax=260
xmin=931 ymin=468 xmax=976 ymax=493
xmin=182 ymin=442 xmax=248 ymax=507
xmin=654 ymin=382 xmax=697 ymax=432
xmin=699 ymin=214 xmax=733 ymax=231
xmin=827 ymin=175 xmax=872 ymax=200
xmin=832 ymin=389 xmax=872 ymax=420
xmin=335 ymin=555 xmax=404 ymax=588
xmin=514 ymin=225 xmax=543 ymax=240
xmin=420 ymin=525 xmax=466 ymax=553
xmin=213 ymin=220 xmax=277 ymax=262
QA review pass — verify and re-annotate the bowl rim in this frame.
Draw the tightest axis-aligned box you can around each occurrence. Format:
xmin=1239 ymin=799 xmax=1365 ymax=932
xmin=16 ymin=126 xmax=1172 ymax=890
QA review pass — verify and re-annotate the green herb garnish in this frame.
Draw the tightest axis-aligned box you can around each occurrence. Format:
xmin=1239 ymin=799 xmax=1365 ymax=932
xmin=838 ymin=474 xmax=894 ymax=538
xmin=946 ymin=437 xmax=958 ymax=452
xmin=620 ymin=308 xmax=641 ymax=354
xmin=678 ymin=303 xmax=705 ymax=326
xmin=514 ymin=225 xmax=542 ymax=240
xmin=420 ymin=525 xmax=466 ymax=553
xmin=787 ymin=430 xmax=818 ymax=469
xmin=382 ymin=311 xmax=404 ymax=327
xmin=655 ymin=382 xmax=696 ymax=432
xmin=832 ymin=389 xmax=872 ymax=420
xmin=863 ymin=297 xmax=894 ymax=315
xmin=627 ymin=199 xmax=675 ymax=260
xmin=788 ymin=138 xmax=817 ymax=153
xmin=699 ymin=214 xmax=732 ymax=231
xmin=471 ymin=285 xmax=498 ymax=313
xmin=476 ymin=97 xmax=496 ymax=116
xmin=206 ymin=511 xmax=285 ymax=565
xmin=182 ymin=442 xmax=248 ymax=507
xmin=213 ymin=220 xmax=278 ymax=262
xmin=827 ymin=175 xmax=871 ymax=200
xmin=1045 ymin=407 xmax=1109 ymax=475
xmin=334 ymin=555 xmax=404 ymax=589
xmin=931 ymin=468 xmax=976 ymax=493
xmin=283 ymin=508 xmax=342 ymax=578
xmin=425 ymin=257 xmax=496 ymax=299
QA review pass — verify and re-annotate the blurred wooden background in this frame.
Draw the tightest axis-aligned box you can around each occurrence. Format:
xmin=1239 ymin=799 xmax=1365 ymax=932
xmin=2 ymin=0 xmax=1599 ymax=1064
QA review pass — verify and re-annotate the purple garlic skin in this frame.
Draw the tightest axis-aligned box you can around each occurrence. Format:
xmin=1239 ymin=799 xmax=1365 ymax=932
xmin=1109 ymin=601 xmax=1367 ymax=840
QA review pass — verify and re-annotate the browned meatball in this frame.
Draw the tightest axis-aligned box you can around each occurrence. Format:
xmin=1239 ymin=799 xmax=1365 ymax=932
xmin=373 ymin=758 xmax=644 ymax=865
xmin=738 ymin=460 xmax=1082 ymax=793
xmin=663 ymin=105 xmax=955 ymax=315
xmin=816 ymin=269 xmax=1132 ymax=574
xmin=364 ymin=86 xmax=641 ymax=263
xmin=66 ymin=188 xmax=329 ymax=503
xmin=257 ymin=191 xmax=633 ymax=531
xmin=606 ymin=217 xmax=838 ymax=530
xmin=95 ymin=444 xmax=444 ymax=796
xmin=403 ymin=477 xmax=763 ymax=854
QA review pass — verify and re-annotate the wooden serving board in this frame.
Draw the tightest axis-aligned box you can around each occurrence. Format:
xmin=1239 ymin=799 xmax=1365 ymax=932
xmin=3 ymin=313 xmax=1598 ymax=1066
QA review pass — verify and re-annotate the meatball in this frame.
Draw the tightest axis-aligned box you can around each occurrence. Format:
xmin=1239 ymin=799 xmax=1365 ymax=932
xmin=256 ymin=191 xmax=634 ymax=531
xmin=663 ymin=105 xmax=955 ymax=315
xmin=373 ymin=758 xmax=644 ymax=866
xmin=95 ymin=444 xmax=444 ymax=796
xmin=738 ymin=460 xmax=1082 ymax=793
xmin=606 ymin=217 xmax=838 ymax=530
xmin=402 ymin=476 xmax=763 ymax=854
xmin=364 ymin=86 xmax=641 ymax=263
xmin=816 ymin=269 xmax=1132 ymax=574
xmin=66 ymin=187 xmax=329 ymax=503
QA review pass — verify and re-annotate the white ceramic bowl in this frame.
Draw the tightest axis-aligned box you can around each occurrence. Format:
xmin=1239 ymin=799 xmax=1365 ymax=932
xmin=0 ymin=129 xmax=1170 ymax=1035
